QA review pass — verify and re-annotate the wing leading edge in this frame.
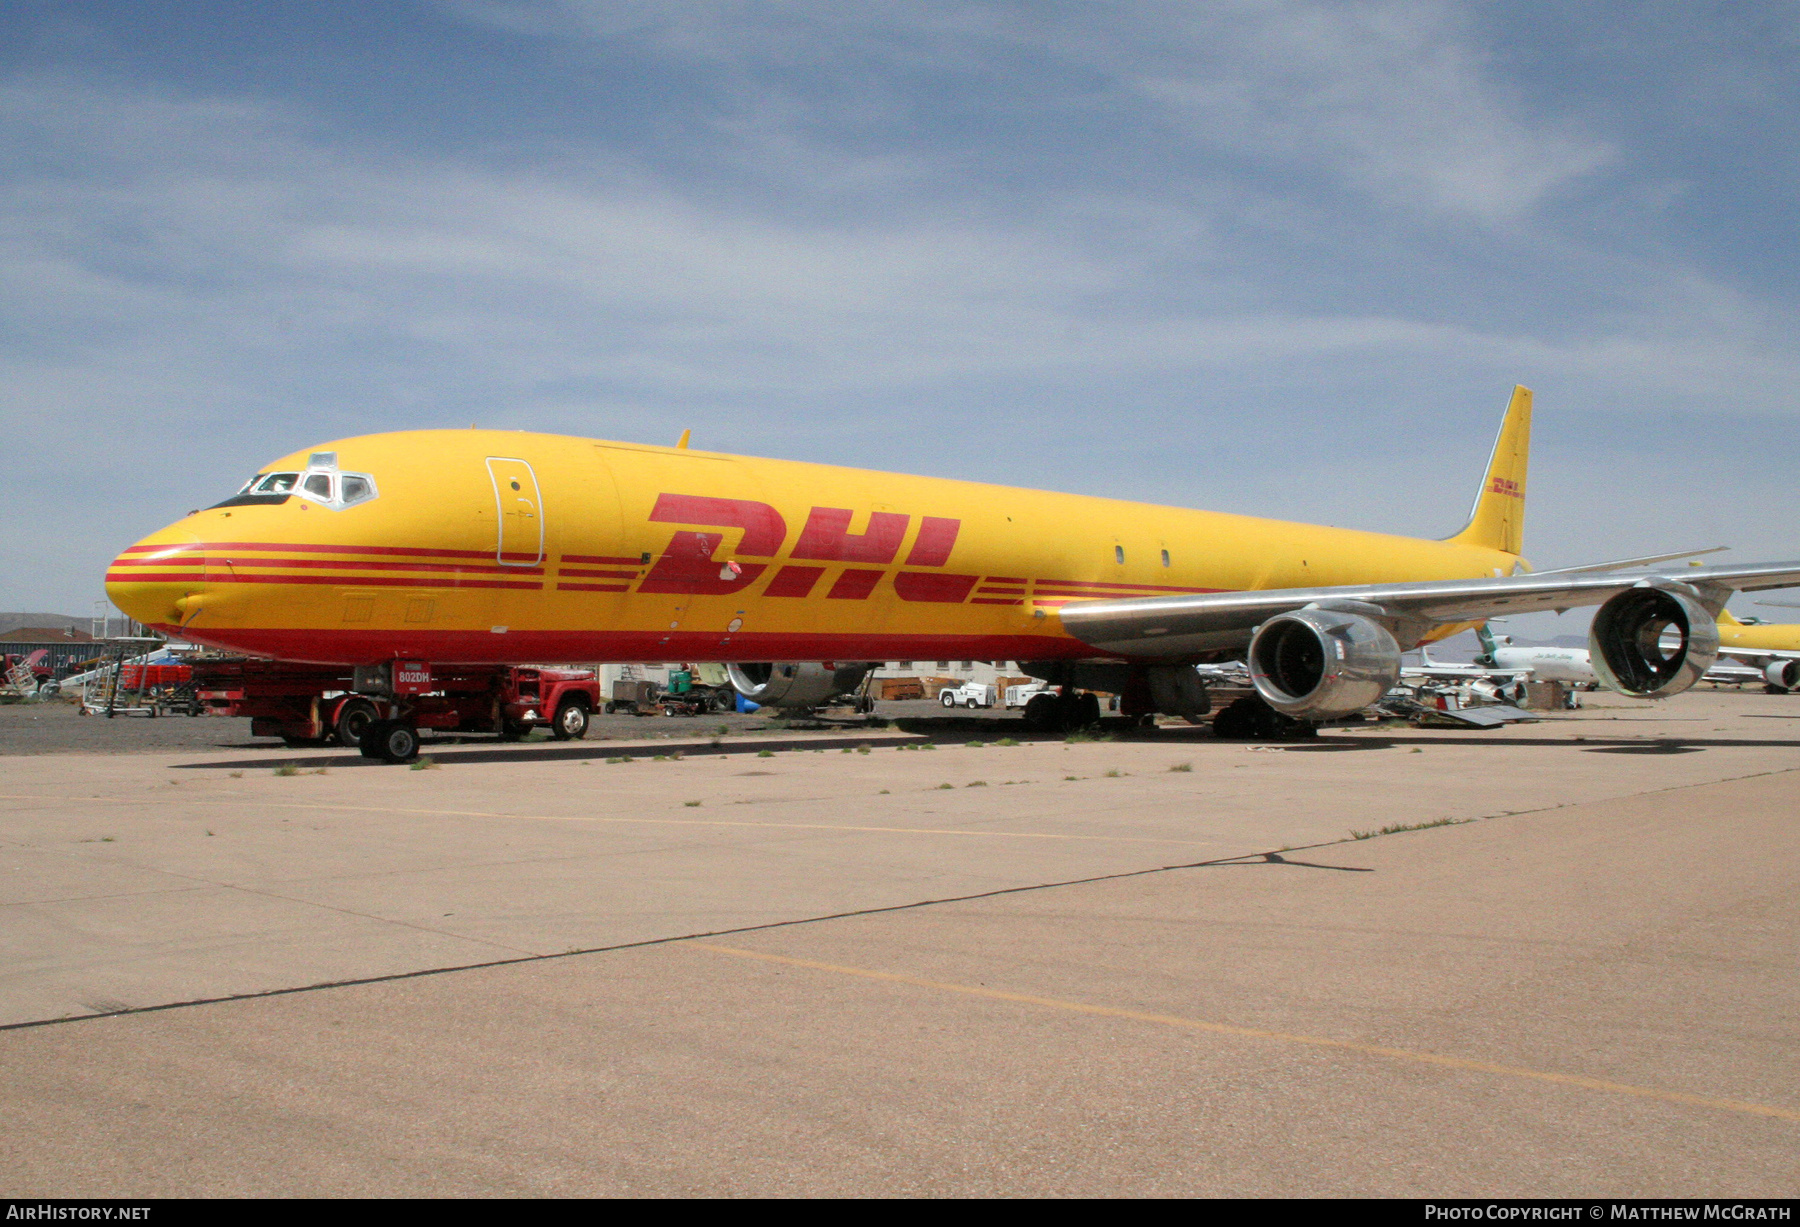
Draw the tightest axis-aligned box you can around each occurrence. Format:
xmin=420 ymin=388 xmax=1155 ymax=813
xmin=1057 ymin=560 xmax=1800 ymax=659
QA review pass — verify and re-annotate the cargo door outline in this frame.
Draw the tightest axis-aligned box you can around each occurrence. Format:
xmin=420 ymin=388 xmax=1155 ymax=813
xmin=486 ymin=458 xmax=544 ymax=566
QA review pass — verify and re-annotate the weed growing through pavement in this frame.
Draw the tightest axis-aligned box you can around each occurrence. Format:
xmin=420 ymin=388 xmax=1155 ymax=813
xmin=965 ymin=740 xmax=984 ymax=748
xmin=1103 ymin=769 xmax=1124 ymax=778
xmin=606 ymin=756 xmax=630 ymax=764
xmin=878 ymin=788 xmax=890 ymax=794
xmin=757 ymin=749 xmax=775 ymax=758
xmin=684 ymin=800 xmax=701 ymax=807
xmin=856 ymin=746 xmax=871 ymax=754
xmin=966 ymin=780 xmax=988 ymax=787
xmin=1064 ymin=775 xmax=1081 ymax=781
xmin=229 ymin=771 xmax=243 ymax=779
xmin=716 ymin=725 xmax=730 ymax=735
xmin=1410 ymin=748 xmax=1423 ymax=754
xmin=653 ymin=754 xmax=670 ymax=762
xmin=1168 ymin=762 xmax=1193 ymax=772
xmin=841 ymin=747 xmax=854 ymax=753
xmin=274 ymin=763 xmax=299 ymax=777
xmin=1349 ymin=817 xmax=1464 ymax=840
xmin=410 ymin=757 xmax=440 ymax=771
xmin=996 ymin=737 xmax=1019 ymax=747
xmin=936 ymin=782 xmax=954 ymax=790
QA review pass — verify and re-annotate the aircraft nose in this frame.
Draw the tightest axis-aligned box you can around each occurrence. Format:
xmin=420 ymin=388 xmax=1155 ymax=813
xmin=104 ymin=532 xmax=205 ymax=632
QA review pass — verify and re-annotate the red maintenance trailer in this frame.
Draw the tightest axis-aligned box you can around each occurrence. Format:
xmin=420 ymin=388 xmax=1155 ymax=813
xmin=193 ymin=658 xmax=601 ymax=751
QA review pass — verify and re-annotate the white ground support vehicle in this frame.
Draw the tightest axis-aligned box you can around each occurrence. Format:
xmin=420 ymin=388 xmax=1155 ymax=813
xmin=939 ymin=681 xmax=997 ymax=708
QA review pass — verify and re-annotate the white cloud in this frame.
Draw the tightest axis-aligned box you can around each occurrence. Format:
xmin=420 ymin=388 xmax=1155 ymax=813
xmin=3 ymin=9 xmax=1799 ymax=613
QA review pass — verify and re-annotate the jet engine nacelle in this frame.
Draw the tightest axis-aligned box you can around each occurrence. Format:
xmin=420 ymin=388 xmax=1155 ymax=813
xmin=1469 ymin=677 xmax=1529 ymax=705
xmin=726 ymin=662 xmax=875 ymax=709
xmin=1766 ymin=660 xmax=1800 ymax=690
xmin=1587 ymin=584 xmax=1719 ymax=699
xmin=1248 ymin=607 xmax=1401 ymax=720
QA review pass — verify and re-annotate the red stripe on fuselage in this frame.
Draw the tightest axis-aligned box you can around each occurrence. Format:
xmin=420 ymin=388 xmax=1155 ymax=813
xmin=111 ymin=556 xmax=543 ymax=577
xmin=118 ymin=541 xmax=501 ymax=560
xmin=1032 ymin=580 xmax=1219 ymax=595
xmin=117 ymin=573 xmax=543 ymax=591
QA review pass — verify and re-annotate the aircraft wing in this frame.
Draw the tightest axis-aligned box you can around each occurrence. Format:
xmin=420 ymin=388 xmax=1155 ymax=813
xmin=1058 ymin=560 xmax=1800 ymax=659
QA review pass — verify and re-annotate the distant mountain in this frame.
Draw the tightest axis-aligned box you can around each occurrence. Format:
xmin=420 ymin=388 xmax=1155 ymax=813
xmin=0 ymin=612 xmax=89 ymax=636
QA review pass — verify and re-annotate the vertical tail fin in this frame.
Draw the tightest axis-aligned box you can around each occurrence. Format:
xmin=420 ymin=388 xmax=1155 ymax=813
xmin=1447 ymin=385 xmax=1530 ymax=557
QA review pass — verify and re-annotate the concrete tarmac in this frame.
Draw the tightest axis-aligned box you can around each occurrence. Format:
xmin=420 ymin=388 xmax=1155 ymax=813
xmin=2 ymin=690 xmax=1796 ymax=1195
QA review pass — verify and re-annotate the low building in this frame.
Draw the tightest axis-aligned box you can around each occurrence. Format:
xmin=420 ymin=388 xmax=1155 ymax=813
xmin=0 ymin=626 xmax=105 ymax=676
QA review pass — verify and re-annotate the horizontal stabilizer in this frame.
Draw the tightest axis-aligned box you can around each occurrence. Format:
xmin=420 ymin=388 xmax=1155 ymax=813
xmin=1532 ymin=547 xmax=1726 ymax=576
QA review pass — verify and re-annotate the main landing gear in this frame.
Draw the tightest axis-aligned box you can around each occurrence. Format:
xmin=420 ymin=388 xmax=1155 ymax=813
xmin=1022 ymin=689 xmax=1103 ymax=733
xmin=1209 ymin=696 xmax=1317 ymax=742
xmin=360 ymin=719 xmax=421 ymax=763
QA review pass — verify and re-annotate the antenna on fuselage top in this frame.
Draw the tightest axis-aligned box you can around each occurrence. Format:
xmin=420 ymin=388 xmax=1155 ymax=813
xmin=676 ymin=429 xmax=692 ymax=449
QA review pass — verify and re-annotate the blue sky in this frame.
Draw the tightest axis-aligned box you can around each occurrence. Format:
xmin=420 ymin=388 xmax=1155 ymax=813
xmin=4 ymin=1 xmax=1798 ymax=630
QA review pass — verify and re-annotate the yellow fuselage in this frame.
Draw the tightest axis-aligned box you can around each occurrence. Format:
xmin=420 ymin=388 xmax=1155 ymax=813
xmin=1719 ymin=618 xmax=1800 ymax=654
xmin=106 ymin=429 xmax=1521 ymax=665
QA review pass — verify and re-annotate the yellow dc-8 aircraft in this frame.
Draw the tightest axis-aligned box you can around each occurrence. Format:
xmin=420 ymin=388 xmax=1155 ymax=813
xmin=106 ymin=387 xmax=1800 ymax=757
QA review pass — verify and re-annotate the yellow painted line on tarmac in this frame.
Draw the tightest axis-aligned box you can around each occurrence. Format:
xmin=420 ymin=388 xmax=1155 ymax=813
xmin=0 ymin=793 xmax=1217 ymax=848
xmin=691 ymin=942 xmax=1800 ymax=1125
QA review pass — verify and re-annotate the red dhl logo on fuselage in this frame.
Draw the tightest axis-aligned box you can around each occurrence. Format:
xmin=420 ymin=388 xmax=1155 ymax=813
xmin=625 ymin=494 xmax=974 ymax=602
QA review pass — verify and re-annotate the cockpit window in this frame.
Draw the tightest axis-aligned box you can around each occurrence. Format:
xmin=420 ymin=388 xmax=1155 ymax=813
xmin=210 ymin=463 xmax=378 ymax=511
xmin=210 ymin=472 xmax=297 ymax=509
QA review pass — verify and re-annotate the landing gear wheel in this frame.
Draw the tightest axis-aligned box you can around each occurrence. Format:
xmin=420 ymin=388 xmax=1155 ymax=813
xmin=1212 ymin=698 xmax=1256 ymax=740
xmin=1212 ymin=696 xmax=1317 ymax=741
xmin=1050 ymin=691 xmax=1100 ymax=732
xmin=551 ymin=701 xmax=589 ymax=741
xmin=1023 ymin=692 xmax=1060 ymax=731
xmin=333 ymin=698 xmax=378 ymax=748
xmin=366 ymin=720 xmax=420 ymax=763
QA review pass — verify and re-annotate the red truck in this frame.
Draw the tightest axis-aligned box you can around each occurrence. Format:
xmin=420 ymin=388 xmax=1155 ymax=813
xmin=192 ymin=659 xmax=601 ymax=748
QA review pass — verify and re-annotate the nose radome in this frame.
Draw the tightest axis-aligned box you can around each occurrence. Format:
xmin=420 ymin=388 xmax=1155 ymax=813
xmin=104 ymin=531 xmax=203 ymax=632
